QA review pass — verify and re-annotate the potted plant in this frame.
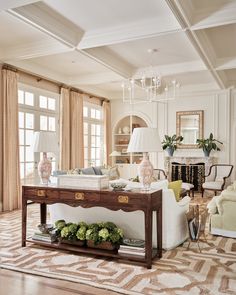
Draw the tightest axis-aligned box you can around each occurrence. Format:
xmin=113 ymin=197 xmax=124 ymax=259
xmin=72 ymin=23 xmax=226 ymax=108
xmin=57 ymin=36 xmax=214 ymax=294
xmin=86 ymin=222 xmax=123 ymax=250
xmin=196 ymin=133 xmax=223 ymax=157
xmin=55 ymin=220 xmax=88 ymax=246
xmin=162 ymin=134 xmax=184 ymax=156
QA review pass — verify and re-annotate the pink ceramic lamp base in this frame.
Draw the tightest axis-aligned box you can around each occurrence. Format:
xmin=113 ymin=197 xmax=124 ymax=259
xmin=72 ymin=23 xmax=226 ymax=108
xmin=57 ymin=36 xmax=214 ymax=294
xmin=38 ymin=152 xmax=52 ymax=184
xmin=138 ymin=152 xmax=153 ymax=190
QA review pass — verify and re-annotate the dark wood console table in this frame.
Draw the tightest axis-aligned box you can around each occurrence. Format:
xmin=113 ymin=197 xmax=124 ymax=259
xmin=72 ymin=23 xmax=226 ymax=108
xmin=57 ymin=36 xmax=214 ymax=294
xmin=22 ymin=184 xmax=162 ymax=269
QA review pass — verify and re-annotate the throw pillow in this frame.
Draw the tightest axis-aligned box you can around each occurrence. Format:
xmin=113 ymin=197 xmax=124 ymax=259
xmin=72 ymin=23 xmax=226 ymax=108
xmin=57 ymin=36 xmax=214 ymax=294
xmin=168 ymin=180 xmax=182 ymax=202
xmin=101 ymin=166 xmax=120 ymax=180
xmin=67 ymin=168 xmax=81 ymax=175
xmin=81 ymin=167 xmax=96 ymax=175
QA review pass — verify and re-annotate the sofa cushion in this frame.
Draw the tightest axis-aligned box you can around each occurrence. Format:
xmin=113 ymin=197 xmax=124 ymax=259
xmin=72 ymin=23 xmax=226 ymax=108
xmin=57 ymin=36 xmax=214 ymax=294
xmin=67 ymin=168 xmax=81 ymax=174
xmin=101 ymin=166 xmax=120 ymax=180
xmin=81 ymin=167 xmax=96 ymax=175
xmin=168 ymin=180 xmax=182 ymax=202
xmin=93 ymin=166 xmax=103 ymax=175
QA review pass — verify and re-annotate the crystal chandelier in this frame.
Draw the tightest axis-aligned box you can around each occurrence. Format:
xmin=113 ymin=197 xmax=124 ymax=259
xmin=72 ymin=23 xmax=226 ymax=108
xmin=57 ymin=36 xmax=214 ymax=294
xmin=121 ymin=49 xmax=180 ymax=104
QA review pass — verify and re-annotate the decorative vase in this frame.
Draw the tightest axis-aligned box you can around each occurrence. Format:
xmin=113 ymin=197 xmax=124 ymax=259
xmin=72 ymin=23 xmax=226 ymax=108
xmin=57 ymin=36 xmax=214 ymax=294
xmin=87 ymin=240 xmax=118 ymax=250
xmin=38 ymin=152 xmax=52 ymax=184
xmin=138 ymin=152 xmax=153 ymax=190
xmin=166 ymin=147 xmax=174 ymax=157
xmin=122 ymin=126 xmax=130 ymax=134
xmin=203 ymin=149 xmax=211 ymax=157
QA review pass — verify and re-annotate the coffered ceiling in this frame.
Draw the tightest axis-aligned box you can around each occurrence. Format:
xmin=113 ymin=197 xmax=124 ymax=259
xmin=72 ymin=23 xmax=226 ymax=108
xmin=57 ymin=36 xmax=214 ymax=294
xmin=0 ymin=0 xmax=235 ymax=99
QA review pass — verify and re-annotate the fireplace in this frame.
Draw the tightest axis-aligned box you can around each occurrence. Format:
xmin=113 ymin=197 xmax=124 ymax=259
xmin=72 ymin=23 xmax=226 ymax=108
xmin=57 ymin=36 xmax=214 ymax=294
xmin=171 ymin=162 xmax=205 ymax=191
xmin=165 ymin=156 xmax=217 ymax=192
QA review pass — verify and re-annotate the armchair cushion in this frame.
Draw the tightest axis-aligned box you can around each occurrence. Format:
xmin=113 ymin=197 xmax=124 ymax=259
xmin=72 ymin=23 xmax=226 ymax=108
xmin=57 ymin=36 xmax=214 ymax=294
xmin=202 ymin=181 xmax=223 ymax=190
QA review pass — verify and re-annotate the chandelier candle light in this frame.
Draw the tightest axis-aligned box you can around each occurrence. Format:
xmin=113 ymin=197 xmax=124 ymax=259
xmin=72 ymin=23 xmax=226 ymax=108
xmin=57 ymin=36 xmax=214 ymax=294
xmin=127 ymin=127 xmax=162 ymax=190
xmin=122 ymin=49 xmax=180 ymax=104
xmin=31 ymin=131 xmax=59 ymax=184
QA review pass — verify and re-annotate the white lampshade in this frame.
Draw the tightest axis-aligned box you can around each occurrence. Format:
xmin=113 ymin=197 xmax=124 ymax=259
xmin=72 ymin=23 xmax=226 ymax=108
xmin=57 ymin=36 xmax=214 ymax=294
xmin=32 ymin=131 xmax=59 ymax=153
xmin=127 ymin=127 xmax=162 ymax=153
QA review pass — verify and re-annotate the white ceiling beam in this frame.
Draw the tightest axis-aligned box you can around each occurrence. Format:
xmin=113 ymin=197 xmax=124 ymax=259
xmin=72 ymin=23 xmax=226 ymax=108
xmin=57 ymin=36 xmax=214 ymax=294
xmin=165 ymin=0 xmax=227 ymax=89
xmin=0 ymin=39 xmax=72 ymax=61
xmin=216 ymin=58 xmax=236 ymax=71
xmin=68 ymin=71 xmax=123 ymax=86
xmin=78 ymin=17 xmax=183 ymax=49
xmin=7 ymin=2 xmax=84 ymax=48
xmin=0 ymin=0 xmax=38 ymax=11
xmin=81 ymin=47 xmax=135 ymax=79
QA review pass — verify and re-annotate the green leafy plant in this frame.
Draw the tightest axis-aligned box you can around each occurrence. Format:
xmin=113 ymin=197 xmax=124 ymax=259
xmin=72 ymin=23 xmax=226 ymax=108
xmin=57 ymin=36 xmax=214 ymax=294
xmin=162 ymin=134 xmax=184 ymax=156
xmin=196 ymin=133 xmax=223 ymax=157
xmin=55 ymin=220 xmax=88 ymax=241
xmin=85 ymin=222 xmax=123 ymax=246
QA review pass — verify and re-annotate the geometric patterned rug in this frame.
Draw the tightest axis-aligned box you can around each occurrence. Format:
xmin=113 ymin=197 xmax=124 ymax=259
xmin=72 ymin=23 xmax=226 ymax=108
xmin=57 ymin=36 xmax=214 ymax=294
xmin=0 ymin=199 xmax=236 ymax=295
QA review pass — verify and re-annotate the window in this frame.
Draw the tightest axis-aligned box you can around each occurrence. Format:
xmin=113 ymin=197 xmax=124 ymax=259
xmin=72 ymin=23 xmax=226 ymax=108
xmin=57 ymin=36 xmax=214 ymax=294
xmin=18 ymin=85 xmax=59 ymax=180
xmin=83 ymin=103 xmax=103 ymax=167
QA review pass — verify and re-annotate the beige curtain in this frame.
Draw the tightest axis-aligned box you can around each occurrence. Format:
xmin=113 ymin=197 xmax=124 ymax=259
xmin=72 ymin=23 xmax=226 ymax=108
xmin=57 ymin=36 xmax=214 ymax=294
xmin=59 ymin=88 xmax=70 ymax=170
xmin=0 ymin=69 xmax=20 ymax=212
xmin=70 ymin=91 xmax=84 ymax=168
xmin=59 ymin=89 xmax=84 ymax=169
xmin=103 ymin=101 xmax=112 ymax=166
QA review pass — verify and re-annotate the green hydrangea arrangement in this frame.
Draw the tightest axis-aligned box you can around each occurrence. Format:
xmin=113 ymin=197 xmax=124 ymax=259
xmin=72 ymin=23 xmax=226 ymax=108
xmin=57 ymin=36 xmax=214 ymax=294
xmin=85 ymin=221 xmax=123 ymax=245
xmin=55 ymin=220 xmax=88 ymax=242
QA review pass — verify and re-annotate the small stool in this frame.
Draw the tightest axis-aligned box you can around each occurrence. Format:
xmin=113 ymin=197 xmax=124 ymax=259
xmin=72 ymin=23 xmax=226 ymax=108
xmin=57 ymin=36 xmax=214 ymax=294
xmin=182 ymin=182 xmax=195 ymax=198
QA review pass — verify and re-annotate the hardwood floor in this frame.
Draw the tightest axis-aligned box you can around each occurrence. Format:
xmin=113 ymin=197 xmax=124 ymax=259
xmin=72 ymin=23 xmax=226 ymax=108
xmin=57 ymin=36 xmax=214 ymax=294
xmin=0 ymin=269 xmax=120 ymax=295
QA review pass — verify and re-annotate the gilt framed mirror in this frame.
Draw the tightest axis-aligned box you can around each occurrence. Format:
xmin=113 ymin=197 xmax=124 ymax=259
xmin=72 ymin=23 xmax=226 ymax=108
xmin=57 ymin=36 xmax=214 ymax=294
xmin=176 ymin=110 xmax=204 ymax=149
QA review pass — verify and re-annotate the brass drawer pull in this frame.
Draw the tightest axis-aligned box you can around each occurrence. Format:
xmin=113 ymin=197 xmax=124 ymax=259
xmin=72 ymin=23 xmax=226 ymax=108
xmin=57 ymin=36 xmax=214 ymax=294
xmin=37 ymin=190 xmax=46 ymax=197
xmin=75 ymin=192 xmax=85 ymax=200
xmin=118 ymin=195 xmax=129 ymax=203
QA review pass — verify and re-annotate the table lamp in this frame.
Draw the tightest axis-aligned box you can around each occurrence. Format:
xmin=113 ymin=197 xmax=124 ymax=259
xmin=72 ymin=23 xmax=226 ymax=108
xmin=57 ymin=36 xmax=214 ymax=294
xmin=127 ymin=127 xmax=162 ymax=190
xmin=31 ymin=131 xmax=59 ymax=184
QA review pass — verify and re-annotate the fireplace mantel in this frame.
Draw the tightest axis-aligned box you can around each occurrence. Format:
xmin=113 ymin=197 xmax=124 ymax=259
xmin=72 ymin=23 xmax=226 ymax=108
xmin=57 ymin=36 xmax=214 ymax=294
xmin=164 ymin=156 xmax=217 ymax=181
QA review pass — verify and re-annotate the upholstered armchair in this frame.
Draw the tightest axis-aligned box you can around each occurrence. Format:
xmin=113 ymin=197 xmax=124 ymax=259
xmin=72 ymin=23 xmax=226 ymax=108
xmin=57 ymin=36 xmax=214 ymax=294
xmin=202 ymin=164 xmax=233 ymax=197
xmin=208 ymin=182 xmax=236 ymax=238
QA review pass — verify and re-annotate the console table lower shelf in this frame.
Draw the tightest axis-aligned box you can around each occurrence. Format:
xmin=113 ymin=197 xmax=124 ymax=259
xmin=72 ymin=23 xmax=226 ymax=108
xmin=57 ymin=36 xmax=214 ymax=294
xmin=26 ymin=237 xmax=158 ymax=263
xmin=22 ymin=184 xmax=162 ymax=269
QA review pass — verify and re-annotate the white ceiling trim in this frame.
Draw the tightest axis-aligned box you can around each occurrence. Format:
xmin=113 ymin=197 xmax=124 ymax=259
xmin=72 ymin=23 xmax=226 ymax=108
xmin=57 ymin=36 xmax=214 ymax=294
xmin=0 ymin=39 xmax=72 ymax=60
xmin=165 ymin=0 xmax=226 ymax=89
xmin=191 ymin=2 xmax=236 ymax=30
xmin=216 ymin=58 xmax=236 ymax=71
xmin=67 ymin=71 xmax=123 ymax=86
xmin=0 ymin=0 xmax=38 ymax=11
xmin=8 ymin=2 xmax=84 ymax=48
xmin=79 ymin=18 xmax=183 ymax=49
xmin=81 ymin=47 xmax=134 ymax=79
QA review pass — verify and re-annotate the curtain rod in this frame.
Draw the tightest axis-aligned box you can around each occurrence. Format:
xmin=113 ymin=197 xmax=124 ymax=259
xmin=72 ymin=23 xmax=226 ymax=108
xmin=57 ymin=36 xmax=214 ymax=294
xmin=2 ymin=63 xmax=109 ymax=102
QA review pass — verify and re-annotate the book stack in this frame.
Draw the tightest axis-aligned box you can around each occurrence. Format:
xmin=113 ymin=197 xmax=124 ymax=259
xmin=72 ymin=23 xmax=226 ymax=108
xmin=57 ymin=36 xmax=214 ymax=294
xmin=118 ymin=244 xmax=145 ymax=257
xmin=32 ymin=232 xmax=57 ymax=243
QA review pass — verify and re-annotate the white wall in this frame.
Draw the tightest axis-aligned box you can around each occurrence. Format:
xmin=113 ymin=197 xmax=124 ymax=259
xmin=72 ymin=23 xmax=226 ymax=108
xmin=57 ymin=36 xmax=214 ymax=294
xmin=111 ymin=89 xmax=235 ymax=175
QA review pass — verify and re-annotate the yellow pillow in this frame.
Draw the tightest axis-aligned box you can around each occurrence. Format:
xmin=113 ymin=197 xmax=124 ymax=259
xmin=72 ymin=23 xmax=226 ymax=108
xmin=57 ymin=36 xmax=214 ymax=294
xmin=168 ymin=180 xmax=182 ymax=202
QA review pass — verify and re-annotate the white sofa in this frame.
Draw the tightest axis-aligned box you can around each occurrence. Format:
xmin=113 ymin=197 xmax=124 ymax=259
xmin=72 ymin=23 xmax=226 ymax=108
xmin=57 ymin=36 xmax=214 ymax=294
xmin=49 ymin=180 xmax=190 ymax=250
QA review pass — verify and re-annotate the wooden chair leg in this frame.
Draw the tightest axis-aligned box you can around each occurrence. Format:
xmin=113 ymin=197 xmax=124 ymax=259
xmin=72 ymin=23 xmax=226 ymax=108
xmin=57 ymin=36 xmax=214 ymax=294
xmin=201 ymin=189 xmax=204 ymax=198
xmin=214 ymin=191 xmax=217 ymax=196
xmin=191 ymin=189 xmax=194 ymax=198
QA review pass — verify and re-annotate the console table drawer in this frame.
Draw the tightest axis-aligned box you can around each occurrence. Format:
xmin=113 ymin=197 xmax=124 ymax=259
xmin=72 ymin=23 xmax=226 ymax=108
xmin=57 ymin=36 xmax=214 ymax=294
xmin=59 ymin=190 xmax=100 ymax=202
xmin=100 ymin=192 xmax=147 ymax=207
xmin=23 ymin=188 xmax=59 ymax=199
